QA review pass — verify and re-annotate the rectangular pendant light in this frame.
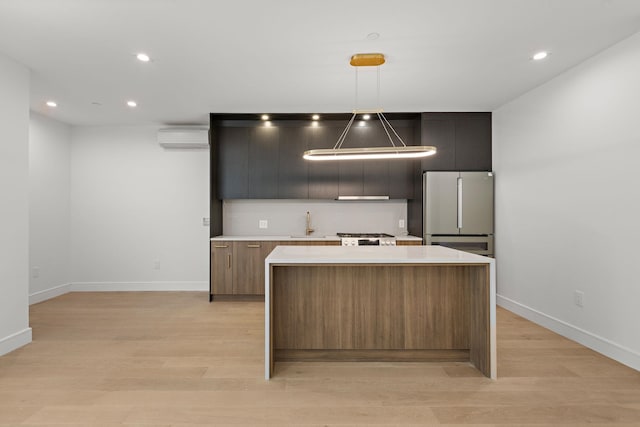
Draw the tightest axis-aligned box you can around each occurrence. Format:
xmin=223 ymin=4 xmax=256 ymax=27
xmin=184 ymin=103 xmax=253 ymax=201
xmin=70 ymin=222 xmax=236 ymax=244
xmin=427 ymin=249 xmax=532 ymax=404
xmin=303 ymin=145 xmax=436 ymax=161
xmin=302 ymin=53 xmax=437 ymax=162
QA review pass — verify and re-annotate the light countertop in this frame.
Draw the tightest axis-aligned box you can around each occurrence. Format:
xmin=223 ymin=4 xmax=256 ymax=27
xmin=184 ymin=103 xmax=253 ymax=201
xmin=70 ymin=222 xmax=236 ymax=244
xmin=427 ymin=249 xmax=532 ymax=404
xmin=265 ymin=244 xmax=493 ymax=264
xmin=395 ymin=235 xmax=422 ymax=241
xmin=210 ymin=235 xmax=422 ymax=242
xmin=210 ymin=235 xmax=340 ymax=241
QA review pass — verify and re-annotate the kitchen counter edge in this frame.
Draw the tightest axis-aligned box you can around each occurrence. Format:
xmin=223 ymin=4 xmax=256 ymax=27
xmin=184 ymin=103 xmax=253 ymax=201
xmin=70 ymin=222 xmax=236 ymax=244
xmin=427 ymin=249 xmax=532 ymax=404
xmin=265 ymin=245 xmax=494 ymax=264
xmin=210 ymin=235 xmax=423 ymax=242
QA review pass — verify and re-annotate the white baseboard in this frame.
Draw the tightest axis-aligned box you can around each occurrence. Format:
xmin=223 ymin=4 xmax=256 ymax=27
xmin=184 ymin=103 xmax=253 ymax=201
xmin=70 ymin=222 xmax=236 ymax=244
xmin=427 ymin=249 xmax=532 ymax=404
xmin=70 ymin=281 xmax=208 ymax=292
xmin=497 ymin=294 xmax=640 ymax=372
xmin=29 ymin=283 xmax=73 ymax=305
xmin=0 ymin=327 xmax=32 ymax=356
xmin=29 ymin=281 xmax=208 ymax=304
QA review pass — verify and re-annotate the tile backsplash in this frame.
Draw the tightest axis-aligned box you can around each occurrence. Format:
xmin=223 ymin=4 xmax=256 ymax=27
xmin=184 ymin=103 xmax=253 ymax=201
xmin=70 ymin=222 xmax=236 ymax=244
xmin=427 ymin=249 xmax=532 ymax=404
xmin=222 ymin=199 xmax=409 ymax=237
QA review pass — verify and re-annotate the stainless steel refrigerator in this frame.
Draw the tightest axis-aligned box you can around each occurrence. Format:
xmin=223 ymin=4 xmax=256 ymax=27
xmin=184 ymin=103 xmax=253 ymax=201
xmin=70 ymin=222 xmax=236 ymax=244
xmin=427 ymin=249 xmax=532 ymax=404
xmin=423 ymin=171 xmax=494 ymax=257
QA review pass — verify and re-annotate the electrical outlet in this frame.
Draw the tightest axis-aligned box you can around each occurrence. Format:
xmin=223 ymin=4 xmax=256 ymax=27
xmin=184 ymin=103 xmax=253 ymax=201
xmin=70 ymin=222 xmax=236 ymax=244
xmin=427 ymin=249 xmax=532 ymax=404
xmin=32 ymin=267 xmax=40 ymax=279
xmin=399 ymin=219 xmax=405 ymax=229
xmin=259 ymin=220 xmax=268 ymax=229
xmin=202 ymin=217 xmax=210 ymax=226
xmin=154 ymin=259 xmax=161 ymax=270
xmin=574 ymin=290 xmax=584 ymax=308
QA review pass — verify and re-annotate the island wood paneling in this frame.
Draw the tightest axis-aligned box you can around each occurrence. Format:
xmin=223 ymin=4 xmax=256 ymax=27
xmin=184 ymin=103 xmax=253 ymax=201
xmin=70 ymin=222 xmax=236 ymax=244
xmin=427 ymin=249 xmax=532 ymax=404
xmin=275 ymin=349 xmax=470 ymax=362
xmin=271 ymin=263 xmax=491 ymax=376
xmin=402 ymin=266 xmax=470 ymax=349
xmin=352 ymin=267 xmax=404 ymax=349
xmin=469 ymin=264 xmax=490 ymax=375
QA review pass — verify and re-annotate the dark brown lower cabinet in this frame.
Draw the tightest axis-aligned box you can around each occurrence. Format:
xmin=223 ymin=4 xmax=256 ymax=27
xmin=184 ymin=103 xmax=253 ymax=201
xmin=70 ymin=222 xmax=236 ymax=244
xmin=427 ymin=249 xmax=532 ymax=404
xmin=233 ymin=241 xmax=276 ymax=295
xmin=210 ymin=240 xmax=339 ymax=299
xmin=210 ymin=242 xmax=233 ymax=294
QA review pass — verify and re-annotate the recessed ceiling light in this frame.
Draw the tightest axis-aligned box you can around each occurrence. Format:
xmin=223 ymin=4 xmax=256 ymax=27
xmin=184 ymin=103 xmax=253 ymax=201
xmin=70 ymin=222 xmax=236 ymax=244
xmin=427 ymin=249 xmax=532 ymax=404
xmin=312 ymin=114 xmax=320 ymax=120
xmin=362 ymin=114 xmax=371 ymax=120
xmin=311 ymin=121 xmax=319 ymax=127
xmin=261 ymin=114 xmax=270 ymax=121
xmin=366 ymin=32 xmax=380 ymax=40
xmin=136 ymin=53 xmax=150 ymax=62
xmin=358 ymin=121 xmax=366 ymax=127
xmin=532 ymin=51 xmax=549 ymax=61
xmin=264 ymin=121 xmax=272 ymax=127
xmin=46 ymin=101 xmax=57 ymax=108
xmin=127 ymin=100 xmax=137 ymax=107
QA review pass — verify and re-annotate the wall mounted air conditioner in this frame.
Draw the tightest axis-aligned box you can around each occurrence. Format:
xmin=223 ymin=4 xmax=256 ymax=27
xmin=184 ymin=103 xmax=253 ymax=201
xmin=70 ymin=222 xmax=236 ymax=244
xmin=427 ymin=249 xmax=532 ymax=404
xmin=157 ymin=128 xmax=209 ymax=149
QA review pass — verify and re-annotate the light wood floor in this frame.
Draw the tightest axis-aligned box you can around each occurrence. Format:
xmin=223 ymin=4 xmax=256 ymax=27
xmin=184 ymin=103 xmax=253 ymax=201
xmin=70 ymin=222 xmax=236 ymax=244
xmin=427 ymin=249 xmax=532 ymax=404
xmin=1 ymin=292 xmax=639 ymax=426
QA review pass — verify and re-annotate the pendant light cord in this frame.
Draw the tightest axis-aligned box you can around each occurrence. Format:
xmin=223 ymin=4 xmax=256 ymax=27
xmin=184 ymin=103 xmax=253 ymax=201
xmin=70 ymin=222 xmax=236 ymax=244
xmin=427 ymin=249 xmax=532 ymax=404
xmin=377 ymin=64 xmax=380 ymax=109
xmin=334 ymin=113 xmax=357 ymax=149
xmin=304 ymin=53 xmax=437 ymax=161
xmin=334 ymin=55 xmax=408 ymax=151
xmin=355 ymin=66 xmax=359 ymax=112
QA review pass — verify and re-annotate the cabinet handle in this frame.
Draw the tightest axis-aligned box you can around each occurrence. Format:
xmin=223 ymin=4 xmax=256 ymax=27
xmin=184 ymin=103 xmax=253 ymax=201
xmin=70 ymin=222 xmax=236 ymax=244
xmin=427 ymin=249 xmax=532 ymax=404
xmin=247 ymin=244 xmax=260 ymax=248
xmin=227 ymin=254 xmax=231 ymax=269
xmin=214 ymin=245 xmax=228 ymax=248
xmin=457 ymin=176 xmax=463 ymax=230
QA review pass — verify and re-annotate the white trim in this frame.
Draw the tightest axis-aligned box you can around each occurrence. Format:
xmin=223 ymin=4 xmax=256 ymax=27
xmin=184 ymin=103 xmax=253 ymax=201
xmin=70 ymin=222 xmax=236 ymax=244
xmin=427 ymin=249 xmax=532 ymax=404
xmin=70 ymin=281 xmax=208 ymax=292
xmin=497 ymin=294 xmax=640 ymax=372
xmin=29 ymin=283 xmax=73 ymax=305
xmin=0 ymin=328 xmax=32 ymax=356
xmin=29 ymin=281 xmax=208 ymax=304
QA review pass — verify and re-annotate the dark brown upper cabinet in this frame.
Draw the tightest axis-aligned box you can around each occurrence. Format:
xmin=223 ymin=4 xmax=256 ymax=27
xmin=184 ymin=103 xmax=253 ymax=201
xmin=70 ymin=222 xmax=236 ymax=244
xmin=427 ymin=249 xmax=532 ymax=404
xmin=216 ymin=124 xmax=280 ymax=199
xmin=387 ymin=122 xmax=419 ymax=199
xmin=217 ymin=126 xmax=249 ymax=199
xmin=421 ymin=112 xmax=492 ymax=172
xmin=248 ymin=126 xmax=279 ymax=198
xmin=307 ymin=125 xmax=340 ymax=199
xmin=337 ymin=123 xmax=366 ymax=197
xmin=277 ymin=127 xmax=309 ymax=199
xmin=339 ymin=119 xmax=418 ymax=198
xmin=212 ymin=113 xmax=488 ymax=201
xmin=421 ymin=115 xmax=456 ymax=171
xmin=454 ymin=114 xmax=492 ymax=171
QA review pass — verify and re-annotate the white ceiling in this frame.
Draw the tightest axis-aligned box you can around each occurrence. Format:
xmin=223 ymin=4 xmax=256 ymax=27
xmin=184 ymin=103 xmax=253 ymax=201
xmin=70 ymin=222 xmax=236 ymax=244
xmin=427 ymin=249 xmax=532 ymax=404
xmin=1 ymin=0 xmax=640 ymax=126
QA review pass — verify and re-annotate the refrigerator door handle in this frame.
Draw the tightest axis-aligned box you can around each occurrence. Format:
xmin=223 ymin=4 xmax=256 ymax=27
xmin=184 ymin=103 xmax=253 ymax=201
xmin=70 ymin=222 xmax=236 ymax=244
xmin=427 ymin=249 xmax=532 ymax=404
xmin=457 ymin=176 xmax=463 ymax=229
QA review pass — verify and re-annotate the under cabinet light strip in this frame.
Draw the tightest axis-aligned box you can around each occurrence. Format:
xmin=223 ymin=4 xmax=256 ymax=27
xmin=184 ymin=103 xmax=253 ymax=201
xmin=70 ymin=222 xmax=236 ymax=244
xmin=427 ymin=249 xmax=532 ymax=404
xmin=337 ymin=196 xmax=390 ymax=200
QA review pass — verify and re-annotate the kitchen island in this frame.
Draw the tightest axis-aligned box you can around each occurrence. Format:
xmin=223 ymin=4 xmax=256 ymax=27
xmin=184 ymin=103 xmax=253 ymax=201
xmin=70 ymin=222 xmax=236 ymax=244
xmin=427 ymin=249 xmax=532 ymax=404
xmin=264 ymin=245 xmax=496 ymax=379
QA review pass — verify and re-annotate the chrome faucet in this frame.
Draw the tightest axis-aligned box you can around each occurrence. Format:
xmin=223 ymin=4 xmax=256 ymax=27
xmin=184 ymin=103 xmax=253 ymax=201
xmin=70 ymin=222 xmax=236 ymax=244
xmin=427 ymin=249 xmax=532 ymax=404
xmin=305 ymin=211 xmax=315 ymax=236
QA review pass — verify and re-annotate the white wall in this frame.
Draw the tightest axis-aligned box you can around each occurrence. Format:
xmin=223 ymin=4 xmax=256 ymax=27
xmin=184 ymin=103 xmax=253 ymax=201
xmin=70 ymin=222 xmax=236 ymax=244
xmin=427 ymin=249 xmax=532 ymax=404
xmin=223 ymin=199 xmax=408 ymax=237
xmin=29 ymin=113 xmax=71 ymax=302
xmin=0 ymin=53 xmax=31 ymax=355
xmin=493 ymin=31 xmax=640 ymax=370
xmin=69 ymin=126 xmax=210 ymax=291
